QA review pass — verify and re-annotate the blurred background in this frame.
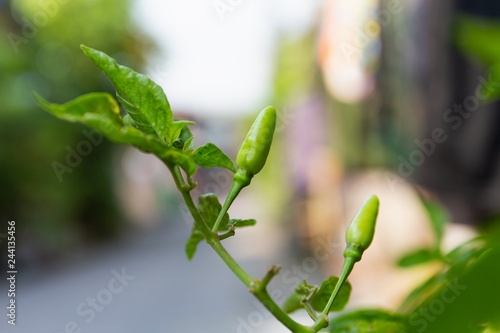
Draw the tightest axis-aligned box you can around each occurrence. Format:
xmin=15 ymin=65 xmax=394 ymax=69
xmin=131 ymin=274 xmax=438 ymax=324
xmin=1 ymin=0 xmax=500 ymax=332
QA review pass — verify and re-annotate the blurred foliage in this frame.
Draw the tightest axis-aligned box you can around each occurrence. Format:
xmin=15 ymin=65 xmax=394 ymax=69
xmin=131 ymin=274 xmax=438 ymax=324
xmin=453 ymin=14 xmax=500 ymax=101
xmin=327 ymin=310 xmax=405 ymax=333
xmin=404 ymin=232 xmax=500 ymax=333
xmin=396 ymin=194 xmax=451 ymax=268
xmin=323 ymin=221 xmax=498 ymax=333
xmin=395 ymin=197 xmax=499 ymax=332
xmin=0 ymin=0 xmax=152 ymax=264
xmin=318 ymin=196 xmax=499 ymax=332
xmin=272 ymin=33 xmax=319 ymax=106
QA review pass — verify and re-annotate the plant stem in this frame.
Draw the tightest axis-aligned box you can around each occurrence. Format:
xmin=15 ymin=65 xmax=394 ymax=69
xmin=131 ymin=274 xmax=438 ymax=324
xmin=301 ymin=297 xmax=319 ymax=321
xmin=207 ymin=236 xmax=254 ymax=286
xmin=218 ymin=229 xmax=236 ymax=241
xmin=167 ymin=163 xmax=252 ymax=284
xmin=212 ymin=179 xmax=245 ymax=232
xmin=261 ymin=265 xmax=281 ymax=288
xmin=166 ymin=162 xmax=316 ymax=333
xmin=312 ymin=314 xmax=329 ymax=331
xmin=167 ymin=164 xmax=212 ymax=237
xmin=252 ymin=287 xmax=314 ymax=333
xmin=322 ymin=256 xmax=356 ymax=315
xmin=208 ymin=234 xmax=313 ymax=333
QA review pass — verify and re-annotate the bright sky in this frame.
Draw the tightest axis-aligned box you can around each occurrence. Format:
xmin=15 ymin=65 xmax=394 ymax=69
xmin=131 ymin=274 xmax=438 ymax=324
xmin=132 ymin=0 xmax=320 ymax=117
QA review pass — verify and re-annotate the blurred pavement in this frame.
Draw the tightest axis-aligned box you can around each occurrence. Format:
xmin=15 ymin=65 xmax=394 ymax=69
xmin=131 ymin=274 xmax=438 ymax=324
xmin=1 ymin=217 xmax=316 ymax=333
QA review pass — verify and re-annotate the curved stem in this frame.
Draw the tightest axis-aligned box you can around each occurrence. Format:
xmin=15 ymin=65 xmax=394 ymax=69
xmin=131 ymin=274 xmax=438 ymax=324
xmin=302 ymin=297 xmax=319 ymax=321
xmin=212 ymin=168 xmax=252 ymax=233
xmin=218 ymin=229 xmax=235 ymax=241
xmin=166 ymin=161 xmax=315 ymax=332
xmin=207 ymin=236 xmax=254 ymax=286
xmin=312 ymin=314 xmax=329 ymax=331
xmin=167 ymin=163 xmax=212 ymax=236
xmin=261 ymin=265 xmax=281 ymax=288
xmin=253 ymin=287 xmax=314 ymax=333
xmin=322 ymin=256 xmax=356 ymax=315
xmin=212 ymin=179 xmax=245 ymax=232
xmin=167 ymin=162 xmax=252 ymax=284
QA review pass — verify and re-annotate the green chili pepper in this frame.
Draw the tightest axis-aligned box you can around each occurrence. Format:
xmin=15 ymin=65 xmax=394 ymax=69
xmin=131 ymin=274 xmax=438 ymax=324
xmin=236 ymin=105 xmax=277 ymax=178
xmin=212 ymin=106 xmax=277 ymax=233
xmin=322 ymin=195 xmax=379 ymax=315
xmin=344 ymin=195 xmax=379 ymax=261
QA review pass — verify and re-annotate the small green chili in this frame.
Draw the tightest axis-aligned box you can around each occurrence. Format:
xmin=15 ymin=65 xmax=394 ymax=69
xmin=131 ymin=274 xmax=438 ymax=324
xmin=212 ymin=106 xmax=277 ymax=233
xmin=235 ymin=105 xmax=277 ymax=179
xmin=322 ymin=195 xmax=379 ymax=315
xmin=344 ymin=195 xmax=379 ymax=261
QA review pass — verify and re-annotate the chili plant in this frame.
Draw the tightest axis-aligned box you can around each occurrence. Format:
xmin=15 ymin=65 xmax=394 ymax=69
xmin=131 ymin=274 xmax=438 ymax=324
xmin=35 ymin=45 xmax=383 ymax=332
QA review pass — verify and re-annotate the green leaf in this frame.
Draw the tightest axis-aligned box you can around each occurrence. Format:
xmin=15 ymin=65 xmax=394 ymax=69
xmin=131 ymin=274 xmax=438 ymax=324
xmin=185 ymin=194 xmax=226 ymax=260
xmin=419 ymin=195 xmax=449 ymax=248
xmin=397 ymin=248 xmax=442 ymax=267
xmin=192 ymin=143 xmax=236 ymax=172
xmin=403 ymin=237 xmax=500 ymax=333
xmin=198 ymin=193 xmax=230 ymax=230
xmin=173 ymin=124 xmax=194 ymax=152
xmin=328 ymin=309 xmax=405 ymax=333
xmin=185 ymin=227 xmax=204 ymax=261
xmin=230 ymin=219 xmax=256 ymax=228
xmin=34 ymin=93 xmax=197 ymax=176
xmin=282 ymin=292 xmax=305 ymax=314
xmin=444 ymin=237 xmax=485 ymax=266
xmin=283 ymin=277 xmax=351 ymax=314
xmin=34 ymin=91 xmax=122 ymax=126
xmin=282 ymin=281 xmax=317 ymax=313
xmin=398 ymin=239 xmax=486 ymax=315
xmin=453 ymin=14 xmax=500 ymax=101
xmin=481 ymin=64 xmax=500 ymax=102
xmin=183 ymin=137 xmax=194 ymax=153
xmin=81 ymin=45 xmax=180 ymax=144
xmin=398 ymin=274 xmax=441 ymax=314
xmin=179 ymin=123 xmax=194 ymax=144
xmin=162 ymin=149 xmax=197 ymax=177
xmin=123 ymin=114 xmax=136 ymax=127
xmin=169 ymin=120 xmax=195 ymax=148
xmin=185 ymin=193 xmax=255 ymax=259
xmin=310 ymin=276 xmax=351 ymax=313
xmin=454 ymin=14 xmax=500 ymax=66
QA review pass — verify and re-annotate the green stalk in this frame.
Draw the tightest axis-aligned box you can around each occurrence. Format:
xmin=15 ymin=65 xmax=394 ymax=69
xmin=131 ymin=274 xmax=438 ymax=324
xmin=212 ymin=168 xmax=252 ymax=233
xmin=166 ymin=162 xmax=315 ymax=333
xmin=311 ymin=256 xmax=357 ymax=331
xmin=252 ymin=287 xmax=314 ymax=333
xmin=212 ymin=179 xmax=246 ymax=233
xmin=167 ymin=163 xmax=252 ymax=284
xmin=301 ymin=298 xmax=319 ymax=321
xmin=168 ymin=164 xmax=212 ymax=236
xmin=311 ymin=314 xmax=329 ymax=331
xmin=322 ymin=256 xmax=356 ymax=315
xmin=207 ymin=237 xmax=254 ymax=286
